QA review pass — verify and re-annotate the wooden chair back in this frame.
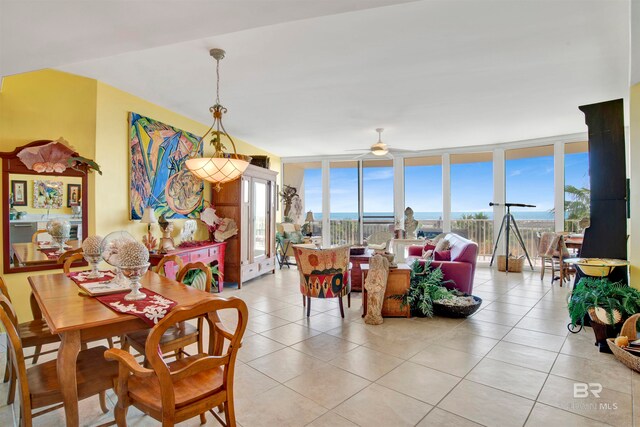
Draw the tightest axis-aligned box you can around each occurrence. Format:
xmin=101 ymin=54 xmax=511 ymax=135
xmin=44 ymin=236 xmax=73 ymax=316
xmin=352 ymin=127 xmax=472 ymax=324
xmin=0 ymin=294 xmax=33 ymax=424
xmin=176 ymin=262 xmax=213 ymax=293
xmin=59 ymin=251 xmax=84 ymax=273
xmin=145 ymin=297 xmax=248 ymax=423
xmin=155 ymin=255 xmax=184 ymax=277
xmin=0 ymin=276 xmax=10 ymax=302
xmin=31 ymin=230 xmax=47 ymax=244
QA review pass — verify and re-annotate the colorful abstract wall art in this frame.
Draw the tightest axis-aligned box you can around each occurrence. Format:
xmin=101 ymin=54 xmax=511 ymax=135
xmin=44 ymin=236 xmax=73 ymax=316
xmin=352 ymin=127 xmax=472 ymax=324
xmin=129 ymin=113 xmax=204 ymax=220
xmin=33 ymin=180 xmax=64 ymax=209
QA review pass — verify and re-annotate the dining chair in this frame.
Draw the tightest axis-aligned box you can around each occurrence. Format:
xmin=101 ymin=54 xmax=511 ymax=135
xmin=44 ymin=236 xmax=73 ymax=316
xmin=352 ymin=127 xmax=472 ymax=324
xmin=60 ymin=251 xmax=84 ymax=273
xmin=122 ymin=262 xmax=211 ymax=360
xmin=536 ymin=232 xmax=571 ymax=285
xmin=30 ymin=230 xmax=48 ymax=244
xmin=0 ymin=294 xmax=118 ymax=427
xmin=105 ymin=297 xmax=248 ymax=426
xmin=0 ymin=277 xmax=59 ymax=370
xmin=154 ymin=255 xmax=184 ymax=277
xmin=293 ymin=244 xmax=351 ymax=317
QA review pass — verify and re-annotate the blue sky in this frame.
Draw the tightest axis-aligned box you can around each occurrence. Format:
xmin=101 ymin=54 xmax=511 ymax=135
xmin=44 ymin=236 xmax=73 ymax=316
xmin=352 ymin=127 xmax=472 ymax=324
xmin=303 ymin=152 xmax=589 ymax=216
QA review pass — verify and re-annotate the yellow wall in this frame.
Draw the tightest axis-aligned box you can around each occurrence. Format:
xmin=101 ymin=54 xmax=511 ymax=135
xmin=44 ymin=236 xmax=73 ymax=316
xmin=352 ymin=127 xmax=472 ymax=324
xmin=0 ymin=69 xmax=280 ymax=320
xmin=10 ymin=173 xmax=83 ymax=215
xmin=630 ymin=82 xmax=640 ymax=288
xmin=0 ymin=69 xmax=97 ymax=321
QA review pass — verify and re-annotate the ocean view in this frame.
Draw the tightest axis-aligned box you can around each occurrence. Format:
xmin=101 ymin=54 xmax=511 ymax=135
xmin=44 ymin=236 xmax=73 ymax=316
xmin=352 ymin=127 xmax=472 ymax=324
xmin=311 ymin=211 xmax=555 ymax=221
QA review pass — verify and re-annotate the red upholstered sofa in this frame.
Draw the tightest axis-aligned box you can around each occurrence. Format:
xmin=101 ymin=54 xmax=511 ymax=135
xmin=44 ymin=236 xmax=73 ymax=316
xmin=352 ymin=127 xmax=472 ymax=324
xmin=406 ymin=233 xmax=479 ymax=294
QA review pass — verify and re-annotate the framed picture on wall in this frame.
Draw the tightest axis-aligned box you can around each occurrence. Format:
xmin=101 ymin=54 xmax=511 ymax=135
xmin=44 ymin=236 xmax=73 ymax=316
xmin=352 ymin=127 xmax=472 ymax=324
xmin=67 ymin=184 xmax=81 ymax=207
xmin=11 ymin=180 xmax=27 ymax=206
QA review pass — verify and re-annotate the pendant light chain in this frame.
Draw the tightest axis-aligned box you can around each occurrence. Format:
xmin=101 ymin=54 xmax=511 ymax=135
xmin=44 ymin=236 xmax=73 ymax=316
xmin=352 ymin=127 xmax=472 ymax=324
xmin=215 ymin=56 xmax=221 ymax=106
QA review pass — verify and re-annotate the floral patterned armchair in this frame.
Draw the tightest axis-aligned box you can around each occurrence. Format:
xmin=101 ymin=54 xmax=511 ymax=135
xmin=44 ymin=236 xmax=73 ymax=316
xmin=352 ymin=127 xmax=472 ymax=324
xmin=293 ymin=245 xmax=351 ymax=317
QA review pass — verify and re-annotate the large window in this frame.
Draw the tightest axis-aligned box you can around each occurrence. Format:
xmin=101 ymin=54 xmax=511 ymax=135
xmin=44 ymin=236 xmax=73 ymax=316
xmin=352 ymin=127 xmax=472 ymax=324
xmin=362 ymin=159 xmax=394 ymax=239
xmin=282 ymin=138 xmax=590 ymax=262
xmin=330 ymin=161 xmax=359 ymax=245
xmin=283 ymin=161 xmax=322 ymax=236
xmin=564 ymin=141 xmax=590 ymax=232
xmin=405 ymin=156 xmax=442 ymax=238
xmin=505 ymin=146 xmax=554 ymax=260
xmin=451 ymin=153 xmax=493 ymax=257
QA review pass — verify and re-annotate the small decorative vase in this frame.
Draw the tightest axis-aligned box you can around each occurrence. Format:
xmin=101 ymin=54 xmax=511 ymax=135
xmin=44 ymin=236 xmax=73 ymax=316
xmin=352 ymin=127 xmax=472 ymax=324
xmin=83 ymin=253 xmax=102 ymax=279
xmin=120 ymin=263 xmax=150 ymax=301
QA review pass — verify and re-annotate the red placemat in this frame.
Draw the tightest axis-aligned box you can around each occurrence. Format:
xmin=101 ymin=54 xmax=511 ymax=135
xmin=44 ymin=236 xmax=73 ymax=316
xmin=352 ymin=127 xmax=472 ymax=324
xmin=68 ymin=270 xmax=116 ymax=285
xmin=96 ymin=288 xmax=177 ymax=326
xmin=38 ymin=248 xmax=61 ymax=260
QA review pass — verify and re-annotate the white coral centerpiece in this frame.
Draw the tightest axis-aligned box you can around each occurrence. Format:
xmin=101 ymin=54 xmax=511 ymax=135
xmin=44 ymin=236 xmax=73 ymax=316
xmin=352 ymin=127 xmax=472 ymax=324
xmin=82 ymin=235 xmax=104 ymax=278
xmin=46 ymin=219 xmax=71 ymax=238
xmin=118 ymin=241 xmax=150 ymax=301
xmin=82 ymin=235 xmax=103 ymax=256
xmin=118 ymin=241 xmax=150 ymax=267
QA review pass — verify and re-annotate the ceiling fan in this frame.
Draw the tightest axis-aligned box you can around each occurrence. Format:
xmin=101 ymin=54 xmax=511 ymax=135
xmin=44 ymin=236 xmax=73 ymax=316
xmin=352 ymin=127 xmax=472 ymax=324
xmin=346 ymin=128 xmax=415 ymax=159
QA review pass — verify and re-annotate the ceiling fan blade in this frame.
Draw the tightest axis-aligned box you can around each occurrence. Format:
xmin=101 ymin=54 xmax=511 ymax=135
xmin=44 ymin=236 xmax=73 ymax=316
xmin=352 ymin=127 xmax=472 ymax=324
xmin=344 ymin=148 xmax=370 ymax=152
xmin=388 ymin=147 xmax=417 ymax=153
xmin=352 ymin=152 xmax=370 ymax=159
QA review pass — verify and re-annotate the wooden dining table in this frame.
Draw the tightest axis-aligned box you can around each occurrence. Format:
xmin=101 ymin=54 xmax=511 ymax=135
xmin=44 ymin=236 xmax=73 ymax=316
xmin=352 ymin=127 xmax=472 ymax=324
xmin=564 ymin=235 xmax=584 ymax=251
xmin=29 ymin=269 xmax=219 ymax=427
xmin=13 ymin=240 xmax=81 ymax=266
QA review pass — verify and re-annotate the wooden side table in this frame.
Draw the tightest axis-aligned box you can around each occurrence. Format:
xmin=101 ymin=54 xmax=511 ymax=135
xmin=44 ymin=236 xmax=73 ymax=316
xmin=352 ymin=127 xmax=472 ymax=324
xmin=349 ymin=249 xmax=374 ymax=292
xmin=361 ymin=263 xmax=411 ymax=318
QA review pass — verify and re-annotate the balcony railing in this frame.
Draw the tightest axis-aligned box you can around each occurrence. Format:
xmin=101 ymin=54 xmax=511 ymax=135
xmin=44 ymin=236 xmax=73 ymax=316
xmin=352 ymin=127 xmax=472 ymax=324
xmin=325 ymin=218 xmax=582 ymax=264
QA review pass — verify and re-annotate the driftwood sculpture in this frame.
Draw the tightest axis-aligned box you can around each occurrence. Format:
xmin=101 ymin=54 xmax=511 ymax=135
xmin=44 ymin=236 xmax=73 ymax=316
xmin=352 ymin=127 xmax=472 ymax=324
xmin=364 ymin=254 xmax=390 ymax=325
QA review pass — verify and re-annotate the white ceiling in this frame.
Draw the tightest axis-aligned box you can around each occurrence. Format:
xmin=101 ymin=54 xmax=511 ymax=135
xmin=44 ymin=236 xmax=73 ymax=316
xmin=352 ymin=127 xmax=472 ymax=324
xmin=1 ymin=0 xmax=631 ymax=157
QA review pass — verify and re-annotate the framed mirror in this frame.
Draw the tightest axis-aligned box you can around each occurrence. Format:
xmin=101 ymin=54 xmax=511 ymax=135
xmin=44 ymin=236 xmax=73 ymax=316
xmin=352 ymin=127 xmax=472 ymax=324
xmin=1 ymin=140 xmax=90 ymax=273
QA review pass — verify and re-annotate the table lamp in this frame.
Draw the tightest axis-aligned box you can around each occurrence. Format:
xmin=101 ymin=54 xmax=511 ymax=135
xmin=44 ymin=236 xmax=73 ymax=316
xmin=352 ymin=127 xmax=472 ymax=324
xmin=140 ymin=205 xmax=158 ymax=252
xmin=304 ymin=211 xmax=314 ymax=237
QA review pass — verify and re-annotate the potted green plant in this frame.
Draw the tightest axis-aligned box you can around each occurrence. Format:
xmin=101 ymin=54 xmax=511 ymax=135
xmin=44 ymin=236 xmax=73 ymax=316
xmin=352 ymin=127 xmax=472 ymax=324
xmin=390 ymin=261 xmax=482 ymax=317
xmin=568 ymin=277 xmax=640 ymax=326
xmin=568 ymin=277 xmax=640 ymax=353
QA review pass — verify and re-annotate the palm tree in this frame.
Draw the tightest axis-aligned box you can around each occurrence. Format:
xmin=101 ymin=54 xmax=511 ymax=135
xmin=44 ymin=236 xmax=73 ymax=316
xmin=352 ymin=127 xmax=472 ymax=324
xmin=564 ymin=185 xmax=590 ymax=220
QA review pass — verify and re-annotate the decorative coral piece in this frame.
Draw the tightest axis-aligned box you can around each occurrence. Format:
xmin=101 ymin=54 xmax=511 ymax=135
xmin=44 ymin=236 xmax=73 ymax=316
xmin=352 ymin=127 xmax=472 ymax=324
xmin=118 ymin=241 xmax=150 ymax=267
xmin=46 ymin=219 xmax=71 ymax=237
xmin=82 ymin=235 xmax=103 ymax=256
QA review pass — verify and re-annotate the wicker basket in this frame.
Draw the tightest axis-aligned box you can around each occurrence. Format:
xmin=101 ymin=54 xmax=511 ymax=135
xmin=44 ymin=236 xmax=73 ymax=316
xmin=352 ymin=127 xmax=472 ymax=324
xmin=497 ymin=255 xmax=524 ymax=272
xmin=607 ymin=313 xmax=640 ymax=372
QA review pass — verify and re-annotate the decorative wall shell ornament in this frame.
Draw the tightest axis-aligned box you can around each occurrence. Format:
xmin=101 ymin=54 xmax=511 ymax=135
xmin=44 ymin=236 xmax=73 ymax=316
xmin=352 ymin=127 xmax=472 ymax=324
xmin=17 ymin=138 xmax=76 ymax=172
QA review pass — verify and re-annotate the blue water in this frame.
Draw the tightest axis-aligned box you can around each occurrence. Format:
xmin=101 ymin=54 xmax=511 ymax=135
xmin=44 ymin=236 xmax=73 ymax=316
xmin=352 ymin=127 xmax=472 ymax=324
xmin=309 ymin=211 xmax=555 ymax=220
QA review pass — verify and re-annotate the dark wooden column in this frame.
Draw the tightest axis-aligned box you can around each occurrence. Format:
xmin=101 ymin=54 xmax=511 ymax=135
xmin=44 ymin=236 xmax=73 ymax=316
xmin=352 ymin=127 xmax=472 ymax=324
xmin=578 ymin=99 xmax=628 ymax=284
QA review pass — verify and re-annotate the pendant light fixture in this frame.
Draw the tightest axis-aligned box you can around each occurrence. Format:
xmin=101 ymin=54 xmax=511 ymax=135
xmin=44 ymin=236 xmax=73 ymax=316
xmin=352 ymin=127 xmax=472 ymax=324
xmin=185 ymin=48 xmax=251 ymax=191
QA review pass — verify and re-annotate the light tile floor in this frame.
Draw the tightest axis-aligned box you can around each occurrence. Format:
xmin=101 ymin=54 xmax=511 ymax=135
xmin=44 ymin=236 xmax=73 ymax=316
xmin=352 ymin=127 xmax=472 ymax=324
xmin=0 ymin=267 xmax=636 ymax=426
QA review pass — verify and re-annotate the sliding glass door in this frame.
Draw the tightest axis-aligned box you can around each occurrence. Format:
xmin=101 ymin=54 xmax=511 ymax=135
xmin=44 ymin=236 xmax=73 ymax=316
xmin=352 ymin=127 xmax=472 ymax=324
xmin=404 ymin=156 xmax=443 ymax=238
xmin=330 ymin=161 xmax=360 ymax=245
xmin=451 ymin=153 xmax=493 ymax=258
xmin=362 ymin=159 xmax=394 ymax=239
xmin=505 ymin=145 xmax=554 ymax=260
xmin=564 ymin=141 xmax=590 ymax=232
